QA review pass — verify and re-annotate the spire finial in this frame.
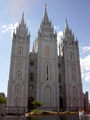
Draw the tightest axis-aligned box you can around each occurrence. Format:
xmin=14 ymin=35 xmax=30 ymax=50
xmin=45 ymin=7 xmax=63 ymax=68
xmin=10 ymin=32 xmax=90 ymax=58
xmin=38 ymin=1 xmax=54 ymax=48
xmin=43 ymin=3 xmax=49 ymax=22
xmin=21 ymin=12 xmax=24 ymax=24
xmin=22 ymin=12 xmax=24 ymax=18
xmin=45 ymin=3 xmax=47 ymax=12
xmin=65 ymin=19 xmax=67 ymax=24
xmin=65 ymin=19 xmax=69 ymax=30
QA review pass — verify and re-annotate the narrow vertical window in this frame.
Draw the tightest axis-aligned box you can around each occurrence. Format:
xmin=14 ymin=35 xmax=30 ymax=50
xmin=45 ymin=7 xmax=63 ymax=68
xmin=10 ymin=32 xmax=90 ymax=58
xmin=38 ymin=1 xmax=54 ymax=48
xmin=70 ymin=52 xmax=74 ymax=60
xmin=71 ymin=54 xmax=73 ymax=60
xmin=45 ymin=86 xmax=51 ymax=106
xmin=18 ymin=47 xmax=23 ymax=56
xmin=47 ymin=65 xmax=48 ymax=81
xmin=15 ymin=97 xmax=20 ymax=106
xmin=16 ymin=71 xmax=21 ymax=80
xmin=17 ymin=73 xmax=20 ymax=79
xmin=72 ymin=74 xmax=76 ymax=83
xmin=17 ymin=60 xmax=22 ymax=68
xmin=58 ymin=74 xmax=62 ymax=83
xmin=71 ymin=63 xmax=75 ymax=71
xmin=45 ymin=45 xmax=50 ymax=57
xmin=45 ymin=63 xmax=50 ymax=81
xmin=15 ymin=84 xmax=20 ymax=95
xmin=29 ymin=73 xmax=34 ymax=81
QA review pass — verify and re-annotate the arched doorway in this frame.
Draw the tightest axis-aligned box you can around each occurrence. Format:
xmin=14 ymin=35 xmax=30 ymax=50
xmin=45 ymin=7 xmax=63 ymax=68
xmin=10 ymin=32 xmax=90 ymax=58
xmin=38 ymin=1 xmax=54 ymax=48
xmin=45 ymin=86 xmax=51 ymax=107
xmin=28 ymin=97 xmax=34 ymax=112
xmin=59 ymin=97 xmax=63 ymax=111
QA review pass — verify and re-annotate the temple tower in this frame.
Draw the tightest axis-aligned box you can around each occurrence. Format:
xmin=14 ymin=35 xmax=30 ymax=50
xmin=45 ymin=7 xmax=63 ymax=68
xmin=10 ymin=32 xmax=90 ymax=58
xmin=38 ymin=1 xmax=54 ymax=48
xmin=36 ymin=4 xmax=59 ymax=109
xmin=59 ymin=20 xmax=83 ymax=109
xmin=7 ymin=14 xmax=30 ymax=111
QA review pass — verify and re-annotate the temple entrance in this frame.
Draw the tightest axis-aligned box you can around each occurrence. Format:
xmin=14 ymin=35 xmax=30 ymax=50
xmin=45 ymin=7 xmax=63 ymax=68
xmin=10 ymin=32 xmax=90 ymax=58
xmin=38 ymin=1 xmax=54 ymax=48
xmin=59 ymin=97 xmax=63 ymax=111
xmin=28 ymin=97 xmax=34 ymax=112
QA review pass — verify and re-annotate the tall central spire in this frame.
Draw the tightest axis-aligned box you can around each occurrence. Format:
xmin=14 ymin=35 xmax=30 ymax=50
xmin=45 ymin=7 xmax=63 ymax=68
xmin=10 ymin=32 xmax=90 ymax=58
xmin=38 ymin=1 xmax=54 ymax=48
xmin=21 ymin=12 xmax=25 ymax=25
xmin=45 ymin=3 xmax=47 ymax=12
xmin=43 ymin=3 xmax=49 ymax=23
xmin=65 ymin=19 xmax=69 ymax=31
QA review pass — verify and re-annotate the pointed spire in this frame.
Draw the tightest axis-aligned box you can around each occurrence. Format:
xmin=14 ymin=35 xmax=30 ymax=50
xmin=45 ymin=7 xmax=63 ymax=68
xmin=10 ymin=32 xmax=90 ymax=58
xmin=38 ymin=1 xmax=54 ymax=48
xmin=76 ymin=37 xmax=78 ymax=41
xmin=21 ymin=12 xmax=24 ymax=24
xmin=43 ymin=3 xmax=49 ymax=23
xmin=73 ymin=34 xmax=74 ymax=39
xmin=45 ymin=3 xmax=47 ymax=12
xmin=65 ymin=19 xmax=69 ymax=30
xmin=32 ymin=42 xmax=35 ymax=53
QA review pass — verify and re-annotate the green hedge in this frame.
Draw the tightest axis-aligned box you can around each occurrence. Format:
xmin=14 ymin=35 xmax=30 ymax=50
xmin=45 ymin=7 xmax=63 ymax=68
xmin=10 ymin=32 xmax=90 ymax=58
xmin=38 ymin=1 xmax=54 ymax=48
xmin=32 ymin=101 xmax=43 ymax=107
xmin=0 ymin=95 xmax=6 ymax=104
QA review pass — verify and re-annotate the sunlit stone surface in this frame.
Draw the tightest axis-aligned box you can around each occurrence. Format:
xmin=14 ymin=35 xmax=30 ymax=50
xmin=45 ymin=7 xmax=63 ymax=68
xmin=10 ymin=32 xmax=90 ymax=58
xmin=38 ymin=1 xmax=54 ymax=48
xmin=7 ymin=4 xmax=88 ymax=113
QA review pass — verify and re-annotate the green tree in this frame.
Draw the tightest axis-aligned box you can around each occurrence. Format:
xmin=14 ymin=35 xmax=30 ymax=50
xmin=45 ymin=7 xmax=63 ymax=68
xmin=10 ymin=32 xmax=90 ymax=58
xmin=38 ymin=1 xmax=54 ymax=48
xmin=32 ymin=101 xmax=43 ymax=108
xmin=0 ymin=95 xmax=6 ymax=104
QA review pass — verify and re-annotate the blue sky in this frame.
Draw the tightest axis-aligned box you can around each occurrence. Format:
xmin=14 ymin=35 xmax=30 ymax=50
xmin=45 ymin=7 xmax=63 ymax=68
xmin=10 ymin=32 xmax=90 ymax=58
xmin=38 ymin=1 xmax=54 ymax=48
xmin=0 ymin=0 xmax=90 ymax=100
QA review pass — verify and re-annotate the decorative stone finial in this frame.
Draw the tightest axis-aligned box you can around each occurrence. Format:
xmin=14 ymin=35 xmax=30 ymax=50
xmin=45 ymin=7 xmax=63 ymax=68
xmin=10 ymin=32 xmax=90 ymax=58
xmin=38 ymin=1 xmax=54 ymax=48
xmin=21 ymin=12 xmax=24 ymax=24
xmin=65 ymin=19 xmax=69 ymax=31
xmin=65 ymin=19 xmax=68 ymax=24
xmin=43 ymin=3 xmax=49 ymax=22
xmin=23 ymin=12 xmax=24 ymax=18
xmin=45 ymin=3 xmax=47 ymax=12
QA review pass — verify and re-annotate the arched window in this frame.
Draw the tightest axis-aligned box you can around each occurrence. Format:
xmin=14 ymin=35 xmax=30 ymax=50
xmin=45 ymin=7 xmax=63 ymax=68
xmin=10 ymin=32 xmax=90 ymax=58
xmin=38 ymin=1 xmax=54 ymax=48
xmin=29 ymin=73 xmax=34 ymax=81
xmin=17 ymin=60 xmax=22 ymax=68
xmin=30 ymin=61 xmax=34 ymax=66
xmin=15 ymin=84 xmax=20 ymax=95
xmin=45 ymin=86 xmax=51 ymax=106
xmin=58 ymin=74 xmax=62 ymax=83
xmin=16 ymin=71 xmax=21 ymax=80
xmin=15 ymin=97 xmax=20 ymax=107
xmin=72 ymin=74 xmax=76 ymax=83
xmin=18 ymin=47 xmax=23 ymax=56
xmin=45 ymin=63 xmax=50 ymax=81
xmin=71 ymin=63 xmax=75 ymax=71
xmin=45 ymin=45 xmax=50 ymax=57
xmin=73 ymin=86 xmax=77 ymax=97
xmin=47 ymin=64 xmax=49 ymax=81
xmin=70 ymin=51 xmax=74 ymax=60
xmin=58 ymin=63 xmax=61 ymax=68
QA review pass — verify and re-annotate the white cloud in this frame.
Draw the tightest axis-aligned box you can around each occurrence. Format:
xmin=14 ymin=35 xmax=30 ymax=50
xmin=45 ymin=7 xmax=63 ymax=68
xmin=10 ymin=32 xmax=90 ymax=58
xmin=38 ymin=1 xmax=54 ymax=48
xmin=57 ymin=31 xmax=63 ymax=55
xmin=54 ymin=26 xmax=63 ymax=43
xmin=85 ymin=73 xmax=90 ymax=82
xmin=2 ymin=25 xmax=7 ymax=29
xmin=54 ymin=26 xmax=60 ymax=31
xmin=57 ymin=31 xmax=63 ymax=43
xmin=1 ymin=23 xmax=19 ymax=36
xmin=82 ymin=46 xmax=90 ymax=52
xmin=80 ymin=54 xmax=90 ymax=82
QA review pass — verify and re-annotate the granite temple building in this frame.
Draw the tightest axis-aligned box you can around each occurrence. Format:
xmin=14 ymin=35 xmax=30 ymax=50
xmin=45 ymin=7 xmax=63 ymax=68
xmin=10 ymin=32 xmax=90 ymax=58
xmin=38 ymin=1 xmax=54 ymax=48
xmin=7 ymin=4 xmax=88 ymax=112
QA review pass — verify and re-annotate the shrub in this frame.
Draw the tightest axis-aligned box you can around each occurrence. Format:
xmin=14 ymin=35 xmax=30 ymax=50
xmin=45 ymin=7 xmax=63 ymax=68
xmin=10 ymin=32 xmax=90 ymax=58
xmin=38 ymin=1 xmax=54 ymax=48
xmin=64 ymin=110 xmax=69 ymax=113
xmin=30 ymin=110 xmax=42 ymax=115
xmin=30 ymin=110 xmax=57 ymax=115
xmin=32 ymin=101 xmax=43 ymax=107
xmin=0 ymin=95 xmax=6 ymax=104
